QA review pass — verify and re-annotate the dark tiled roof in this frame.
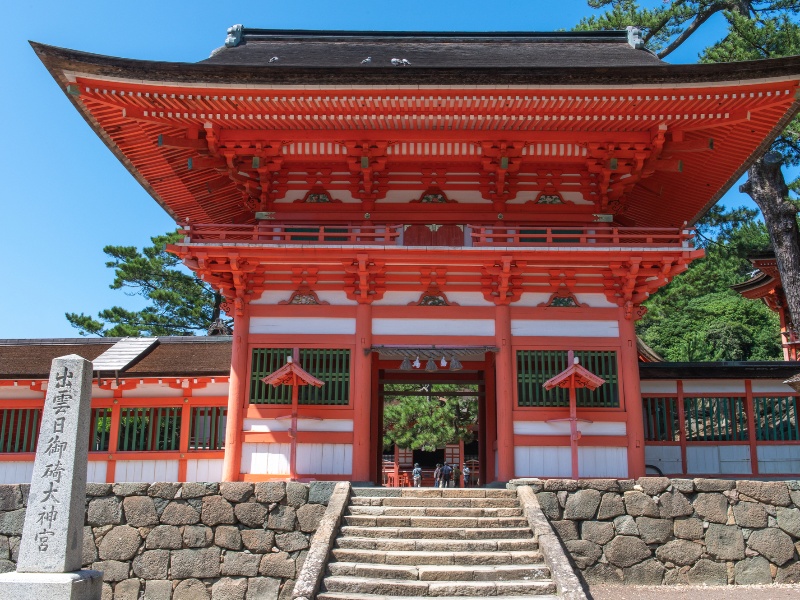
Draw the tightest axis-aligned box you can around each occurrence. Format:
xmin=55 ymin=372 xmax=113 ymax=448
xmin=0 ymin=337 xmax=232 ymax=379
xmin=202 ymin=29 xmax=663 ymax=69
xmin=640 ymin=361 xmax=800 ymax=379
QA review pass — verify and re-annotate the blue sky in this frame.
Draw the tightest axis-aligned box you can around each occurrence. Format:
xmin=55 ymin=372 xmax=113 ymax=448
xmin=0 ymin=1 xmax=761 ymax=338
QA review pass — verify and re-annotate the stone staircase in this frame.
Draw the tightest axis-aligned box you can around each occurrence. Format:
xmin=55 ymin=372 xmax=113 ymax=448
xmin=317 ymin=487 xmax=559 ymax=599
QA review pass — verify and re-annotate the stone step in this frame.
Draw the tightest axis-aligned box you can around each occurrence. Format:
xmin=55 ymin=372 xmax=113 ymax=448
xmin=319 ymin=594 xmax=559 ymax=600
xmin=331 ymin=547 xmax=544 ymax=566
xmin=342 ymin=515 xmax=529 ymax=528
xmin=322 ymin=576 xmax=557 ymax=597
xmin=347 ymin=505 xmax=523 ymax=517
xmin=327 ymin=562 xmax=551 ymax=582
xmin=351 ymin=496 xmax=519 ymax=508
xmin=340 ymin=526 xmax=533 ymax=540
xmin=351 ymin=488 xmax=515 ymax=498
xmin=335 ymin=536 xmax=538 ymax=553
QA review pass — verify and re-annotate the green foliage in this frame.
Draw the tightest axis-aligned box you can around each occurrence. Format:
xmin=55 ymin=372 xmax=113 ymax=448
xmin=637 ymin=206 xmax=782 ymax=361
xmin=383 ymin=383 xmax=479 ymax=451
xmin=66 ymin=231 xmax=228 ymax=337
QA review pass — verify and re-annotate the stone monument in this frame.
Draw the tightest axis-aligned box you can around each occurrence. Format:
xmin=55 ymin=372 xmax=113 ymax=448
xmin=0 ymin=355 xmax=102 ymax=599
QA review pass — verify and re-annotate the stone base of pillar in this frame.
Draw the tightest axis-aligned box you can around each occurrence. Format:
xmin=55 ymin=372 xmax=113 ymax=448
xmin=0 ymin=570 xmax=103 ymax=600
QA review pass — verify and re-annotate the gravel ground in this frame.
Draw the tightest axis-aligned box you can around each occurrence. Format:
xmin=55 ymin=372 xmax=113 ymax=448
xmin=589 ymin=585 xmax=800 ymax=599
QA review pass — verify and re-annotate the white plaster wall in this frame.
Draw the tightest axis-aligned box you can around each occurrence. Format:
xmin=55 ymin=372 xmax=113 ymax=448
xmin=114 ymin=459 xmax=180 ymax=483
xmin=578 ymin=447 xmax=628 ymax=478
xmin=242 ymin=419 xmax=353 ymax=432
xmin=640 ymin=381 xmax=678 ymax=395
xmin=645 ymin=446 xmax=683 ymax=475
xmin=686 ymin=445 xmax=751 ymax=475
xmin=251 ymin=290 xmax=355 ymax=306
xmin=372 ymin=318 xmax=495 ymax=337
xmin=250 ymin=317 xmax=356 ymax=335
xmin=514 ymin=421 xmax=626 ymax=436
xmin=241 ymin=442 xmax=290 ymax=475
xmin=511 ymin=319 xmax=619 ymax=337
xmin=682 ymin=380 xmax=746 ymax=394
xmin=751 ymin=380 xmax=798 ymax=394
xmin=514 ymin=446 xmax=572 ymax=478
xmin=513 ymin=293 xmax=616 ymax=308
xmin=372 ymin=291 xmax=491 ymax=307
xmin=191 ymin=382 xmax=230 ymax=398
xmin=87 ymin=461 xmax=108 ymax=483
xmin=509 ymin=293 xmax=554 ymax=307
xmin=186 ymin=459 xmax=224 ymax=482
xmin=122 ymin=384 xmax=184 ymax=398
xmin=0 ymin=461 xmax=34 ymax=484
xmin=757 ymin=445 xmax=800 ymax=474
xmin=296 ymin=443 xmax=353 ymax=475
xmin=0 ymin=387 xmax=46 ymax=400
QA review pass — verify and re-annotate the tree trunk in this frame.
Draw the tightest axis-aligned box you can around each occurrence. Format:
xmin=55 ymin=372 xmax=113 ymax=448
xmin=740 ymin=156 xmax=800 ymax=339
xmin=212 ymin=290 xmax=222 ymax=322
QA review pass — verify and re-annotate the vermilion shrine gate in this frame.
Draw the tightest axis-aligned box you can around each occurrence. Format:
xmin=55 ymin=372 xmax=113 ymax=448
xmin=20 ymin=27 xmax=800 ymax=483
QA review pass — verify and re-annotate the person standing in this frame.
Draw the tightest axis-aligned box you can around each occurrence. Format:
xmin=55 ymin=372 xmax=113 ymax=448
xmin=433 ymin=463 xmax=442 ymax=488
xmin=462 ymin=462 xmax=471 ymax=487
xmin=412 ymin=463 xmax=422 ymax=487
xmin=440 ymin=461 xmax=452 ymax=488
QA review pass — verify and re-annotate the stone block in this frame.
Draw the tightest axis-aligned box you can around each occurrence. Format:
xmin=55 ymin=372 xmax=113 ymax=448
xmin=308 ymin=481 xmax=336 ymax=505
xmin=275 ymin=531 xmax=309 ymax=552
xmin=160 ymin=501 xmax=200 ymax=525
xmin=132 ymin=549 xmax=169 ymax=579
xmin=246 ymin=577 xmax=280 ymax=600
xmin=285 ymin=482 xmax=308 ymax=508
xmin=212 ymin=577 xmax=248 ymax=600
xmin=92 ymin=559 xmax=131 ymax=582
xmin=278 ymin=579 xmax=294 ymax=600
xmin=536 ymin=492 xmax=561 ymax=520
xmin=86 ymin=483 xmax=112 ymax=497
xmin=694 ymin=478 xmax=735 ymax=492
xmin=259 ymin=551 xmax=296 ymax=578
xmin=124 ymin=495 xmax=160 ymax=527
xmin=790 ymin=490 xmax=800 ymax=508
xmin=233 ymin=502 xmax=268 ymax=528
xmin=705 ymin=523 xmax=745 ymax=561
xmin=215 ymin=525 xmax=243 ymax=550
xmin=693 ymin=493 xmax=728 ymax=523
xmin=734 ymin=556 xmax=772 ymax=585
xmin=148 ymin=482 xmax=181 ymax=500
xmin=267 ymin=505 xmax=296 ymax=531
xmin=563 ymin=489 xmax=601 ymax=520
xmin=113 ymin=482 xmax=149 ymax=496
xmin=623 ymin=491 xmax=658 ymax=517
xmin=564 ymin=539 xmax=602 ymax=568
xmin=671 ymin=479 xmax=695 ymax=494
xmin=581 ymin=521 xmax=615 ymax=545
xmin=687 ymin=558 xmax=728 ymax=585
xmin=733 ymin=501 xmax=768 ymax=528
xmin=637 ymin=477 xmax=670 ymax=496
xmin=88 ymin=497 xmax=123 ymax=526
xmin=220 ymin=483 xmax=254 ymax=503
xmin=182 ymin=482 xmax=218 ymax=498
xmin=597 ymin=493 xmax=625 ymax=520
xmin=674 ymin=517 xmax=704 ymax=540
xmin=657 ymin=490 xmax=694 ymax=518
xmin=183 ymin=525 xmax=214 ymax=548
xmin=583 ymin=563 xmax=623 ymax=585
xmin=550 ymin=520 xmax=578 ymax=542
xmin=255 ymin=482 xmax=286 ymax=504
xmin=543 ymin=479 xmax=579 ymax=492
xmin=98 ymin=524 xmax=142 ymax=561
xmin=635 ymin=517 xmax=673 ymax=544
xmin=655 ymin=539 xmax=703 ymax=566
xmin=221 ymin=551 xmax=261 ymax=577
xmin=174 ymin=578 xmax=210 ymax=600
xmin=82 ymin=525 xmax=98 ymax=566
xmin=604 ymin=535 xmax=651 ymax=568
xmin=115 ymin=578 xmax=142 ymax=600
xmin=0 ymin=509 xmax=25 ymax=536
xmin=613 ymin=515 xmax=639 ymax=536
xmin=144 ymin=579 xmax=174 ymax=600
xmin=146 ymin=525 xmax=182 ymax=549
xmin=0 ymin=559 xmax=12 ymax=574
xmin=747 ymin=527 xmax=795 ymax=565
xmin=296 ymin=503 xmax=326 ymax=532
xmin=579 ymin=479 xmax=620 ymax=492
xmin=170 ymin=547 xmax=221 ymax=579
xmin=0 ymin=486 xmax=22 ymax=511
xmin=241 ymin=529 xmax=275 ymax=553
xmin=776 ymin=562 xmax=800 ymax=584
xmin=776 ymin=506 xmax=800 ymax=537
xmin=623 ymin=558 xmax=665 ymax=585
xmin=201 ymin=496 xmax=236 ymax=526
xmin=736 ymin=480 xmax=791 ymax=506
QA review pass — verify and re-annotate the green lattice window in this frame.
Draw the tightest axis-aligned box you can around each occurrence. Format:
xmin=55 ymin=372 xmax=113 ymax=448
xmin=190 ymin=406 xmax=227 ymax=450
xmin=90 ymin=407 xmax=112 ymax=451
xmin=249 ymin=348 xmax=350 ymax=405
xmin=516 ymin=350 xmax=619 ymax=408
xmin=0 ymin=408 xmax=41 ymax=453
xmin=643 ymin=397 xmax=679 ymax=442
xmin=118 ymin=407 xmax=181 ymax=451
xmin=684 ymin=397 xmax=748 ymax=442
xmin=753 ymin=396 xmax=799 ymax=441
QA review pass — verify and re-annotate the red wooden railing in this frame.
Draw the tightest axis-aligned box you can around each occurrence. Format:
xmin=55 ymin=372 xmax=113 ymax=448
xmin=469 ymin=226 xmax=695 ymax=247
xmin=184 ymin=223 xmax=401 ymax=245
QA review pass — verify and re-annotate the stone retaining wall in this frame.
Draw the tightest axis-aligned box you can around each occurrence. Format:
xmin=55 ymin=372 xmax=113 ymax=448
xmin=510 ymin=478 xmax=800 ymax=586
xmin=0 ymin=481 xmax=337 ymax=600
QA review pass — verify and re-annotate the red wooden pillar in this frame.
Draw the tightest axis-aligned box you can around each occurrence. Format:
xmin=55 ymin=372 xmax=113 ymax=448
xmin=352 ymin=302 xmax=373 ymax=481
xmin=620 ymin=313 xmax=645 ymax=479
xmin=483 ymin=358 xmax=497 ymax=484
xmin=677 ymin=381 xmax=688 ymax=475
xmin=222 ymin=303 xmax=250 ymax=482
xmin=495 ymin=304 xmax=515 ymax=481
xmin=745 ymin=379 xmax=759 ymax=476
xmin=178 ymin=393 xmax=192 ymax=482
xmin=106 ymin=391 xmax=122 ymax=483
